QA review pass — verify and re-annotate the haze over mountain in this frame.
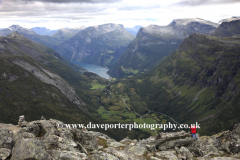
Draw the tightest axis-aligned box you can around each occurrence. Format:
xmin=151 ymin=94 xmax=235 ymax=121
xmin=125 ymin=25 xmax=142 ymax=36
xmin=54 ymin=23 xmax=135 ymax=68
xmin=31 ymin=27 xmax=58 ymax=36
xmin=108 ymin=18 xmax=219 ymax=78
xmin=0 ymin=25 xmax=59 ymax=49
xmin=51 ymin=27 xmax=86 ymax=42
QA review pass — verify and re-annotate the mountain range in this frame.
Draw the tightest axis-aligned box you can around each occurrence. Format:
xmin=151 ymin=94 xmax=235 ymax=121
xmin=0 ymin=25 xmax=86 ymax=49
xmin=31 ymin=27 xmax=58 ymax=36
xmin=51 ymin=27 xmax=86 ymax=42
xmin=53 ymin=23 xmax=135 ymax=67
xmin=0 ymin=25 xmax=60 ymax=49
xmin=0 ymin=31 xmax=146 ymax=140
xmin=103 ymin=19 xmax=240 ymax=136
xmin=108 ymin=18 xmax=219 ymax=78
xmin=1 ymin=18 xmax=240 ymax=140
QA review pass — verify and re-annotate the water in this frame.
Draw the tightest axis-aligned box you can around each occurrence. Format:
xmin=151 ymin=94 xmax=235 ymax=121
xmin=71 ymin=61 xmax=110 ymax=79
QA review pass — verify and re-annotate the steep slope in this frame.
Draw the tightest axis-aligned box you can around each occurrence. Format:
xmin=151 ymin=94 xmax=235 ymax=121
xmin=108 ymin=33 xmax=240 ymax=136
xmin=0 ymin=55 xmax=91 ymax=124
xmin=54 ymin=23 xmax=135 ymax=67
xmin=212 ymin=19 xmax=240 ymax=37
xmin=125 ymin=25 xmax=142 ymax=36
xmin=31 ymin=27 xmax=58 ymax=36
xmin=108 ymin=18 xmax=218 ymax=78
xmin=0 ymin=32 xmax=149 ymax=140
xmin=0 ymin=32 xmax=86 ymax=108
xmin=51 ymin=27 xmax=85 ymax=42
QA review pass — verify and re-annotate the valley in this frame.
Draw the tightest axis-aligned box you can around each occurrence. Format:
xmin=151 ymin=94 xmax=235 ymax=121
xmin=0 ymin=18 xmax=240 ymax=141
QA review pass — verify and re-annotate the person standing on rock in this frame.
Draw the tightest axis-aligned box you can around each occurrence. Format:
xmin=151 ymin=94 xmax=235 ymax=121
xmin=190 ymin=124 xmax=198 ymax=139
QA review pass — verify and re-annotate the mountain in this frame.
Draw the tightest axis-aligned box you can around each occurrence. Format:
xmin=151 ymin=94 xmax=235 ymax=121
xmin=108 ymin=18 xmax=219 ymax=78
xmin=219 ymin=16 xmax=240 ymax=23
xmin=54 ymin=23 xmax=135 ymax=67
xmin=106 ymin=32 xmax=240 ymax=136
xmin=125 ymin=25 xmax=142 ymax=36
xmin=0 ymin=32 xmax=148 ymax=140
xmin=0 ymin=32 xmax=92 ymax=125
xmin=51 ymin=27 xmax=85 ymax=42
xmin=31 ymin=27 xmax=58 ymax=36
xmin=212 ymin=19 xmax=240 ymax=37
xmin=0 ymin=25 xmax=60 ymax=49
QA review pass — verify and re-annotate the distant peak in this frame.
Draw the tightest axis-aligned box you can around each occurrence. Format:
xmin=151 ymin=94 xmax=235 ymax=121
xmin=169 ymin=18 xmax=218 ymax=28
xmin=219 ymin=17 xmax=240 ymax=23
xmin=7 ymin=31 xmax=22 ymax=38
xmin=9 ymin=25 xmax=23 ymax=31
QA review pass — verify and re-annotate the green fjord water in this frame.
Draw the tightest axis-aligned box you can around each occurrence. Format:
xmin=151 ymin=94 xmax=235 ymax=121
xmin=71 ymin=61 xmax=110 ymax=79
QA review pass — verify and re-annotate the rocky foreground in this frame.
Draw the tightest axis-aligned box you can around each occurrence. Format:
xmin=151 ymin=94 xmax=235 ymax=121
xmin=1 ymin=116 xmax=240 ymax=160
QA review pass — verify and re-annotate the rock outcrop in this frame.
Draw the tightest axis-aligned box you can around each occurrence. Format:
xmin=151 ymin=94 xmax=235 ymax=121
xmin=1 ymin=116 xmax=240 ymax=159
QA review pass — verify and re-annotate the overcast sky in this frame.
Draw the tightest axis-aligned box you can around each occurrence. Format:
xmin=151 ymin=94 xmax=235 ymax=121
xmin=0 ymin=0 xmax=239 ymax=30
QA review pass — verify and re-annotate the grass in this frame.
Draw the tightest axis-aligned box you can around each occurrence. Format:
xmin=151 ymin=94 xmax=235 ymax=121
xmin=121 ymin=66 xmax=139 ymax=74
xmin=91 ymin=83 xmax=106 ymax=89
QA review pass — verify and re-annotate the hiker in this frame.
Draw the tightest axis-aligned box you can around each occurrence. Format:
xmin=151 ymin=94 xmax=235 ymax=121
xmin=190 ymin=124 xmax=198 ymax=139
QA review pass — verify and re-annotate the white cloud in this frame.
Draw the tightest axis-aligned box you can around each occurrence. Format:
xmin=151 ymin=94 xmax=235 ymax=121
xmin=0 ymin=0 xmax=239 ymax=30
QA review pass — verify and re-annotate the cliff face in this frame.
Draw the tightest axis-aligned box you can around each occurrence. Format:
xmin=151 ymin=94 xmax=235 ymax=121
xmin=0 ymin=55 xmax=93 ymax=125
xmin=212 ymin=20 xmax=240 ymax=37
xmin=54 ymin=23 xmax=135 ymax=67
xmin=0 ymin=31 xmax=86 ymax=107
xmin=1 ymin=117 xmax=240 ymax=160
xmin=108 ymin=18 xmax=218 ymax=78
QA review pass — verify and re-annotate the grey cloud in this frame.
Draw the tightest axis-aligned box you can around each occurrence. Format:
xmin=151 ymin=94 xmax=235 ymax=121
xmin=11 ymin=0 xmax=120 ymax=3
xmin=118 ymin=5 xmax=160 ymax=11
xmin=0 ymin=0 xmax=109 ymax=19
xmin=175 ymin=0 xmax=240 ymax=6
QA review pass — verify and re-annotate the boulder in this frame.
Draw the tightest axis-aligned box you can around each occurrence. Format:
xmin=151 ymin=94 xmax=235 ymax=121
xmin=109 ymin=142 xmax=126 ymax=148
xmin=150 ymin=156 xmax=162 ymax=160
xmin=73 ymin=129 xmax=98 ymax=151
xmin=201 ymin=145 xmax=220 ymax=156
xmin=154 ymin=151 xmax=178 ymax=160
xmin=18 ymin=122 xmax=40 ymax=136
xmin=176 ymin=146 xmax=193 ymax=160
xmin=157 ymin=137 xmax=195 ymax=150
xmin=111 ymin=149 xmax=130 ymax=160
xmin=11 ymin=138 xmax=51 ymax=160
xmin=13 ymin=132 xmax=35 ymax=142
xmin=0 ymin=148 xmax=11 ymax=160
xmin=127 ymin=145 xmax=147 ymax=156
xmin=0 ymin=128 xmax=13 ymax=149
xmin=157 ymin=130 xmax=191 ymax=140
xmin=146 ymin=144 xmax=157 ymax=152
xmin=60 ymin=151 xmax=88 ymax=160
xmin=188 ymin=146 xmax=204 ymax=157
xmin=89 ymin=151 xmax=119 ymax=160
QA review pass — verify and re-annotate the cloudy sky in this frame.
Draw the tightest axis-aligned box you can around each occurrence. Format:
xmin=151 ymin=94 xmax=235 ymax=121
xmin=0 ymin=0 xmax=239 ymax=30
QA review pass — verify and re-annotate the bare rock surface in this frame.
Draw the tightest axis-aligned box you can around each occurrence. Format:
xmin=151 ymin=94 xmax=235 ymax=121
xmin=1 ymin=116 xmax=240 ymax=159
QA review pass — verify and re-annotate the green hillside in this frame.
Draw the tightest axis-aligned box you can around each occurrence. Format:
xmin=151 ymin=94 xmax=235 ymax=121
xmin=106 ymin=33 xmax=240 ymax=136
xmin=108 ymin=18 xmax=218 ymax=78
